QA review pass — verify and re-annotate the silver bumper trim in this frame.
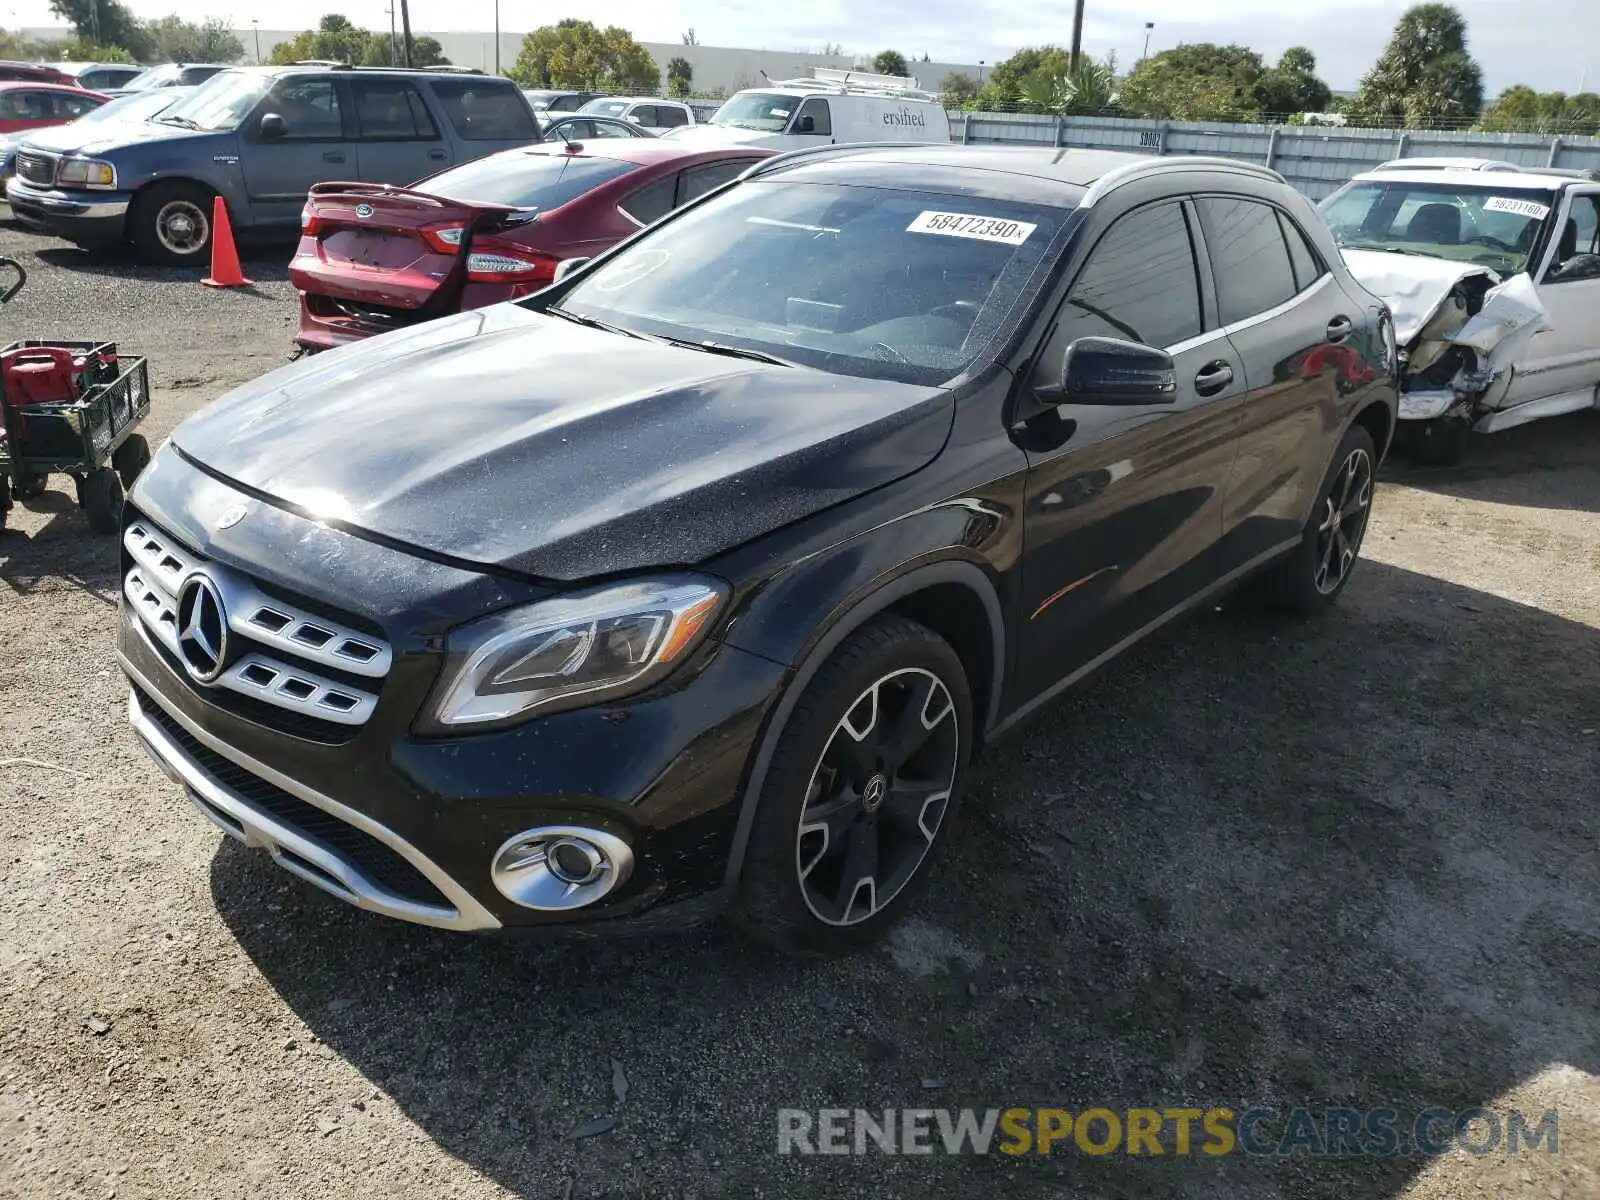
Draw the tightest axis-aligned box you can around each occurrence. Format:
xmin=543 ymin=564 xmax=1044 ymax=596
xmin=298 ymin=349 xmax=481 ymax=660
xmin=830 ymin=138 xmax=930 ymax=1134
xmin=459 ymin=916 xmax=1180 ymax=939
xmin=123 ymin=656 xmax=501 ymax=932
xmin=4 ymin=178 xmax=129 ymax=219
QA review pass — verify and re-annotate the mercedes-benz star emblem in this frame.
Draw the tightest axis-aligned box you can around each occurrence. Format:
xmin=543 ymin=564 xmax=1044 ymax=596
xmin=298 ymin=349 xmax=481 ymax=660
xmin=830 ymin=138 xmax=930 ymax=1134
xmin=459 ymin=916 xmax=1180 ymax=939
xmin=215 ymin=502 xmax=248 ymax=530
xmin=355 ymin=203 xmax=373 ymax=218
xmin=176 ymin=575 xmax=229 ymax=684
xmin=861 ymin=773 xmax=888 ymax=813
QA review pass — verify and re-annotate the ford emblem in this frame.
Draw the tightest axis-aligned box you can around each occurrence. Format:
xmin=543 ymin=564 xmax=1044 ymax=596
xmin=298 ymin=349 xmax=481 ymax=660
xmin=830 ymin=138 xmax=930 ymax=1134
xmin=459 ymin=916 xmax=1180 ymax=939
xmin=355 ymin=203 xmax=373 ymax=218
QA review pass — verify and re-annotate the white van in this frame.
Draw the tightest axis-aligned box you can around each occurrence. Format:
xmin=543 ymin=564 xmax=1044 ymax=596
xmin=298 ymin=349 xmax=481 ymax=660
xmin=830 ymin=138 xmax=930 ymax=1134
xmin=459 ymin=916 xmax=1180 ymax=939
xmin=658 ymin=68 xmax=950 ymax=150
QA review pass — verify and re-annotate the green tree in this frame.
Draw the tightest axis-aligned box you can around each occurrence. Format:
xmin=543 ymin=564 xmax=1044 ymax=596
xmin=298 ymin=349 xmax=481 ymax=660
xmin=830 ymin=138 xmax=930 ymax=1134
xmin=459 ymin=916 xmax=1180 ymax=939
xmin=939 ymin=71 xmax=980 ymax=105
xmin=1016 ymin=58 xmax=1117 ymax=115
xmin=269 ymin=14 xmax=371 ymax=65
xmin=511 ymin=20 xmax=658 ymax=92
xmin=1255 ymin=46 xmax=1333 ymax=117
xmin=359 ymin=34 xmax=448 ymax=67
xmin=1348 ymin=4 xmax=1484 ymax=127
xmin=1118 ymin=43 xmax=1266 ymax=121
xmin=872 ymin=49 xmax=908 ymax=77
xmin=1479 ymin=85 xmax=1600 ymax=135
xmin=141 ymin=15 xmax=244 ymax=63
xmin=666 ymin=55 xmax=693 ymax=97
xmin=978 ymin=45 xmax=1073 ymax=109
xmin=48 ymin=0 xmax=150 ymax=58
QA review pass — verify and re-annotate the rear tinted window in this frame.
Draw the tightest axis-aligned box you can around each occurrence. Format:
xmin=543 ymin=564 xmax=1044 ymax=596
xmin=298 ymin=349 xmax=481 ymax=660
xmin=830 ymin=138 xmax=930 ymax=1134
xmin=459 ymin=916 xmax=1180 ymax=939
xmin=427 ymin=78 xmax=537 ymax=140
xmin=352 ymin=79 xmax=438 ymax=139
xmin=1198 ymin=197 xmax=1298 ymax=325
xmin=424 ymin=150 xmax=639 ymax=209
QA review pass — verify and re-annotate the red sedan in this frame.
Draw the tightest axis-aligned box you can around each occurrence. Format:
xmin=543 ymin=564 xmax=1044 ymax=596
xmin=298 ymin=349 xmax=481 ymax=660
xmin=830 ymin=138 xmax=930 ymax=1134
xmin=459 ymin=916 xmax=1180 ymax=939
xmin=290 ymin=140 xmax=773 ymax=353
xmin=0 ymin=81 xmax=107 ymax=135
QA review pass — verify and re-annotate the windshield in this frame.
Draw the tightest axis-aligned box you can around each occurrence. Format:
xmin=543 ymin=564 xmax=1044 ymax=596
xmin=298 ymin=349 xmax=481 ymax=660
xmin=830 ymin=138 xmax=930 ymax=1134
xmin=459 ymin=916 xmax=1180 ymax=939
xmin=121 ymin=64 xmax=178 ymax=92
xmin=82 ymin=88 xmax=189 ymax=125
xmin=156 ymin=72 xmax=270 ymax=132
xmin=425 ymin=149 xmax=640 ymax=209
xmin=1319 ymin=179 xmax=1554 ymax=275
xmin=549 ymin=180 xmax=1069 ymax=386
xmin=579 ymin=98 xmax=631 ymax=117
xmin=709 ymin=92 xmax=796 ymax=131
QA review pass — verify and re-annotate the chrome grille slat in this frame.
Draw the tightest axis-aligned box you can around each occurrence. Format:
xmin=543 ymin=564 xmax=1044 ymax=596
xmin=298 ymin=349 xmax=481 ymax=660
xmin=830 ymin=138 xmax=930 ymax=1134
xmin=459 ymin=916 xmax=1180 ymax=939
xmin=14 ymin=150 xmax=55 ymax=186
xmin=122 ymin=519 xmax=390 ymax=730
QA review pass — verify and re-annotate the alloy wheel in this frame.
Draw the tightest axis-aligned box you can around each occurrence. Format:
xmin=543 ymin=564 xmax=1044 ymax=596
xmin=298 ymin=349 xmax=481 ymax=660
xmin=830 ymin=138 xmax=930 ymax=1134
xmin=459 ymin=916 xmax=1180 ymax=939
xmin=1314 ymin=447 xmax=1374 ymax=594
xmin=155 ymin=199 xmax=209 ymax=257
xmin=795 ymin=667 xmax=960 ymax=927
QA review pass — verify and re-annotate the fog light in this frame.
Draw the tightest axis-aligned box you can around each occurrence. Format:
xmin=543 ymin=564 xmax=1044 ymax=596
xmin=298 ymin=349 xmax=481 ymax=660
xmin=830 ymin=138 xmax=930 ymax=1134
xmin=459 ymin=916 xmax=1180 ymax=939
xmin=490 ymin=825 xmax=633 ymax=911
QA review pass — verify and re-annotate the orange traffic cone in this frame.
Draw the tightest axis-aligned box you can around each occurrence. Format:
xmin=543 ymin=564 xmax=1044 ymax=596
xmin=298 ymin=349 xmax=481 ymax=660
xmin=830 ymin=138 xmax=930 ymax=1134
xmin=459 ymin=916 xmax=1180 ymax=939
xmin=201 ymin=195 xmax=252 ymax=288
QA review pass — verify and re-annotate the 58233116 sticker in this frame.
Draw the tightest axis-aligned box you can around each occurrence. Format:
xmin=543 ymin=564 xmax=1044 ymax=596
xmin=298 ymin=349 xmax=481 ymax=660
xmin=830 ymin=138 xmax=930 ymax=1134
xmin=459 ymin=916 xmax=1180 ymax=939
xmin=1482 ymin=196 xmax=1550 ymax=221
xmin=907 ymin=211 xmax=1037 ymax=246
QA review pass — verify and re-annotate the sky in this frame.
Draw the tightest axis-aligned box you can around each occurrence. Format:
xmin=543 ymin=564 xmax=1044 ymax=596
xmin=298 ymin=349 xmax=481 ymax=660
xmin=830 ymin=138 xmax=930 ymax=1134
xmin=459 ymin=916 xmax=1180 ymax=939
xmin=3 ymin=0 xmax=1592 ymax=95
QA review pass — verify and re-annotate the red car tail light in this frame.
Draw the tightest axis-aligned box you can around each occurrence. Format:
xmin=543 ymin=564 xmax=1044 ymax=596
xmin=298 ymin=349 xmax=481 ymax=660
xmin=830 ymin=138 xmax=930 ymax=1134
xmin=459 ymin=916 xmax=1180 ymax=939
xmin=420 ymin=223 xmax=467 ymax=254
xmin=300 ymin=201 xmax=320 ymax=235
xmin=465 ymin=239 xmax=558 ymax=287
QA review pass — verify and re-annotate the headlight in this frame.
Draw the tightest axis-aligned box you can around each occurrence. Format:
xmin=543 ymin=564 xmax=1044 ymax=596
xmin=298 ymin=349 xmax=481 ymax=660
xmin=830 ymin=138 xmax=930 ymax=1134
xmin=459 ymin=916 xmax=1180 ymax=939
xmin=55 ymin=158 xmax=116 ymax=189
xmin=420 ymin=576 xmax=727 ymax=732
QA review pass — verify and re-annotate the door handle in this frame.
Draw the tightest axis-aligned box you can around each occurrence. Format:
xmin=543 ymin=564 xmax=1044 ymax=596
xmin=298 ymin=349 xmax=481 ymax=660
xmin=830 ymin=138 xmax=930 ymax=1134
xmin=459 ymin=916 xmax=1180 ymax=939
xmin=323 ymin=152 xmax=345 ymax=163
xmin=1326 ymin=315 xmax=1353 ymax=343
xmin=427 ymin=149 xmax=447 ymax=160
xmin=1194 ymin=360 xmax=1234 ymax=397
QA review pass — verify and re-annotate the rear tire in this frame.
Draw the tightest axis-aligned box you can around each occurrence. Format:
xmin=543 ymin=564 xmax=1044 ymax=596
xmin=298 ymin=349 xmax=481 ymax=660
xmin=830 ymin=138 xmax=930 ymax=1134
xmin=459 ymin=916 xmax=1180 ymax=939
xmin=130 ymin=181 xmax=213 ymax=266
xmin=730 ymin=614 xmax=973 ymax=957
xmin=1254 ymin=424 xmax=1377 ymax=615
xmin=80 ymin=467 xmax=123 ymax=534
xmin=1407 ymin=415 xmax=1471 ymax=466
xmin=112 ymin=434 xmax=151 ymax=491
xmin=11 ymin=471 xmax=47 ymax=500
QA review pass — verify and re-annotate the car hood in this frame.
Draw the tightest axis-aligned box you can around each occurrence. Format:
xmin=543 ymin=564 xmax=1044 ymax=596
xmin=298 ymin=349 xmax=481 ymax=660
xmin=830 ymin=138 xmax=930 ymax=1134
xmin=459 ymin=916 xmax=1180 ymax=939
xmin=658 ymin=124 xmax=784 ymax=148
xmin=1339 ymin=248 xmax=1500 ymax=345
xmin=170 ymin=304 xmax=954 ymax=580
xmin=17 ymin=117 xmax=213 ymax=157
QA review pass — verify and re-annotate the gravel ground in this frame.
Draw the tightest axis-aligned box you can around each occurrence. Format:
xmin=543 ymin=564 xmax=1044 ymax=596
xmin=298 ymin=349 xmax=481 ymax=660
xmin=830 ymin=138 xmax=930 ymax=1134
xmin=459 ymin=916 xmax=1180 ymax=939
xmin=1 ymin=221 xmax=1598 ymax=1200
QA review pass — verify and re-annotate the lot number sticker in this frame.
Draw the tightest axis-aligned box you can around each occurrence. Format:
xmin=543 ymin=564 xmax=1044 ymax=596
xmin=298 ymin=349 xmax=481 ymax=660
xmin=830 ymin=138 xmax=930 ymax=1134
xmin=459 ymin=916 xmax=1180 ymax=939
xmin=908 ymin=211 xmax=1037 ymax=245
xmin=1482 ymin=196 xmax=1550 ymax=220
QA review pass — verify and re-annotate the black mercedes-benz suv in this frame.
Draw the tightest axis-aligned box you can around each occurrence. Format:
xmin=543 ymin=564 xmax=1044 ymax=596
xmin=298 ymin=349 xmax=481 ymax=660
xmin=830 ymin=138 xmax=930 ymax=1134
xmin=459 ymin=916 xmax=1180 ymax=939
xmin=118 ymin=145 xmax=1396 ymax=955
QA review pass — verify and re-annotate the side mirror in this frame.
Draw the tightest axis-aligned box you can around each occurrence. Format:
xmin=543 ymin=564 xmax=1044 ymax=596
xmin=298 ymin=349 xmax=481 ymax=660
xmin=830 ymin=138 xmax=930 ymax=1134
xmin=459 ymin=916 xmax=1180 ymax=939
xmin=794 ymin=114 xmax=816 ymax=133
xmin=553 ymin=257 xmax=589 ymax=282
xmin=1051 ymin=336 xmax=1177 ymax=406
xmin=258 ymin=112 xmax=286 ymax=140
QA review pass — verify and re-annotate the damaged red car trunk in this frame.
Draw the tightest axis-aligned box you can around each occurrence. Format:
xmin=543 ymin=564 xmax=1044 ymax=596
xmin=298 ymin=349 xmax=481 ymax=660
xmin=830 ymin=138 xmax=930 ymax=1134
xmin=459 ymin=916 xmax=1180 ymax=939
xmin=289 ymin=141 xmax=771 ymax=353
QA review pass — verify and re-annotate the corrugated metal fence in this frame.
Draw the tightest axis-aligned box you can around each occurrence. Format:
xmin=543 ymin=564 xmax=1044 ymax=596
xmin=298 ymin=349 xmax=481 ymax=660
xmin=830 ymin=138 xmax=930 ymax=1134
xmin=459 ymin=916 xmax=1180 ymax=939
xmin=949 ymin=112 xmax=1600 ymax=200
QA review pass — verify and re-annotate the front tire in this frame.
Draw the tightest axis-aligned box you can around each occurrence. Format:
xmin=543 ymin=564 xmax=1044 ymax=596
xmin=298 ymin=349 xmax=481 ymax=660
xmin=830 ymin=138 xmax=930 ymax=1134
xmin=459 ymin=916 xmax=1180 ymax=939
xmin=731 ymin=614 xmax=973 ymax=956
xmin=130 ymin=181 xmax=213 ymax=266
xmin=112 ymin=434 xmax=151 ymax=491
xmin=80 ymin=467 xmax=124 ymax=534
xmin=1254 ymin=424 xmax=1377 ymax=614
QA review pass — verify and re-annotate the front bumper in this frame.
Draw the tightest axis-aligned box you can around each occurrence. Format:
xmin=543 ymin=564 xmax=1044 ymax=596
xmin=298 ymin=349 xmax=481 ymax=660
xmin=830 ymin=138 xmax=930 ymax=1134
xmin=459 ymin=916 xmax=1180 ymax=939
xmin=5 ymin=178 xmax=129 ymax=242
xmin=116 ymin=488 xmax=787 ymax=934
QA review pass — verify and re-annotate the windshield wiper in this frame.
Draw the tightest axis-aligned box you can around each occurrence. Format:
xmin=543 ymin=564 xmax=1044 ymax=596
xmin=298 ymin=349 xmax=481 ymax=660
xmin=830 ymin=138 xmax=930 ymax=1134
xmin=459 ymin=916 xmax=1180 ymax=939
xmin=544 ymin=306 xmax=649 ymax=340
xmin=156 ymin=114 xmax=201 ymax=129
xmin=1342 ymin=241 xmax=1425 ymax=256
xmin=660 ymin=337 xmax=795 ymax=367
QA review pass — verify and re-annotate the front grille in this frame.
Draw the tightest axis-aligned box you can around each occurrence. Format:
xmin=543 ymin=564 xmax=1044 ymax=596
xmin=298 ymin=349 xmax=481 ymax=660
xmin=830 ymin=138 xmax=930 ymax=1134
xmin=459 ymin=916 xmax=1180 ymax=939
xmin=122 ymin=516 xmax=392 ymax=742
xmin=136 ymin=685 xmax=448 ymax=909
xmin=14 ymin=150 xmax=54 ymax=186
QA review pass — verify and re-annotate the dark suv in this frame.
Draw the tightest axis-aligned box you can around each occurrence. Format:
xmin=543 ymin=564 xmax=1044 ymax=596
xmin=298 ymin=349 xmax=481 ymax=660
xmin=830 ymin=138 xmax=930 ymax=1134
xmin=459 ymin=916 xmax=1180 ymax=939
xmin=117 ymin=146 xmax=1396 ymax=955
xmin=7 ymin=65 xmax=538 ymax=263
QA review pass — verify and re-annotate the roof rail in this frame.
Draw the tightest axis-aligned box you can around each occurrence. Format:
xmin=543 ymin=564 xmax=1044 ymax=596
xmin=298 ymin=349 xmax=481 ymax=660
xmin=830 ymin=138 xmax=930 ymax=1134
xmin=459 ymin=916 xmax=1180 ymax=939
xmin=1081 ymin=155 xmax=1287 ymax=208
xmin=1520 ymin=165 xmax=1600 ymax=181
xmin=740 ymin=140 xmax=942 ymax=181
xmin=762 ymin=66 xmax=940 ymax=103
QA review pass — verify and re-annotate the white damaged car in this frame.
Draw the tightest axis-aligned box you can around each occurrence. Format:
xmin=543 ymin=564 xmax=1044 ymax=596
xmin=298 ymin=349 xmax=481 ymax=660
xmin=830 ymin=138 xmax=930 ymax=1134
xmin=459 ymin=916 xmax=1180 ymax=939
xmin=1319 ymin=161 xmax=1600 ymax=463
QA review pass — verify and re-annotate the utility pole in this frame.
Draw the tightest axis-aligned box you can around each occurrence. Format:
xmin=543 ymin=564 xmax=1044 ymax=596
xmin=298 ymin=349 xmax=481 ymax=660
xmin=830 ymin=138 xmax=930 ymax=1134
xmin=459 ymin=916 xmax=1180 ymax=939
xmin=1069 ymin=0 xmax=1087 ymax=71
xmin=252 ymin=19 xmax=261 ymax=64
xmin=399 ymin=0 xmax=414 ymax=68
xmin=386 ymin=6 xmax=397 ymax=65
xmin=494 ymin=0 xmax=501 ymax=73
xmin=1141 ymin=22 xmax=1154 ymax=62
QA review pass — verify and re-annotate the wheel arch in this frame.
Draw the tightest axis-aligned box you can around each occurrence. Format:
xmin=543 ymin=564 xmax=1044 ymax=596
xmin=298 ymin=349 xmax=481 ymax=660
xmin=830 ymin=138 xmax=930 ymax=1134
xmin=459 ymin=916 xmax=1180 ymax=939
xmin=1350 ymin=397 xmax=1395 ymax=463
xmin=719 ymin=559 xmax=1007 ymax=893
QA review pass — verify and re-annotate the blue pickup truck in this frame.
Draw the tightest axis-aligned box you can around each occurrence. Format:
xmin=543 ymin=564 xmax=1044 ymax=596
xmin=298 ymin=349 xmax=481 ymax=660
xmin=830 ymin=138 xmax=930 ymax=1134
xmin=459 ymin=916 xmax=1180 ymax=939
xmin=6 ymin=65 xmax=539 ymax=264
